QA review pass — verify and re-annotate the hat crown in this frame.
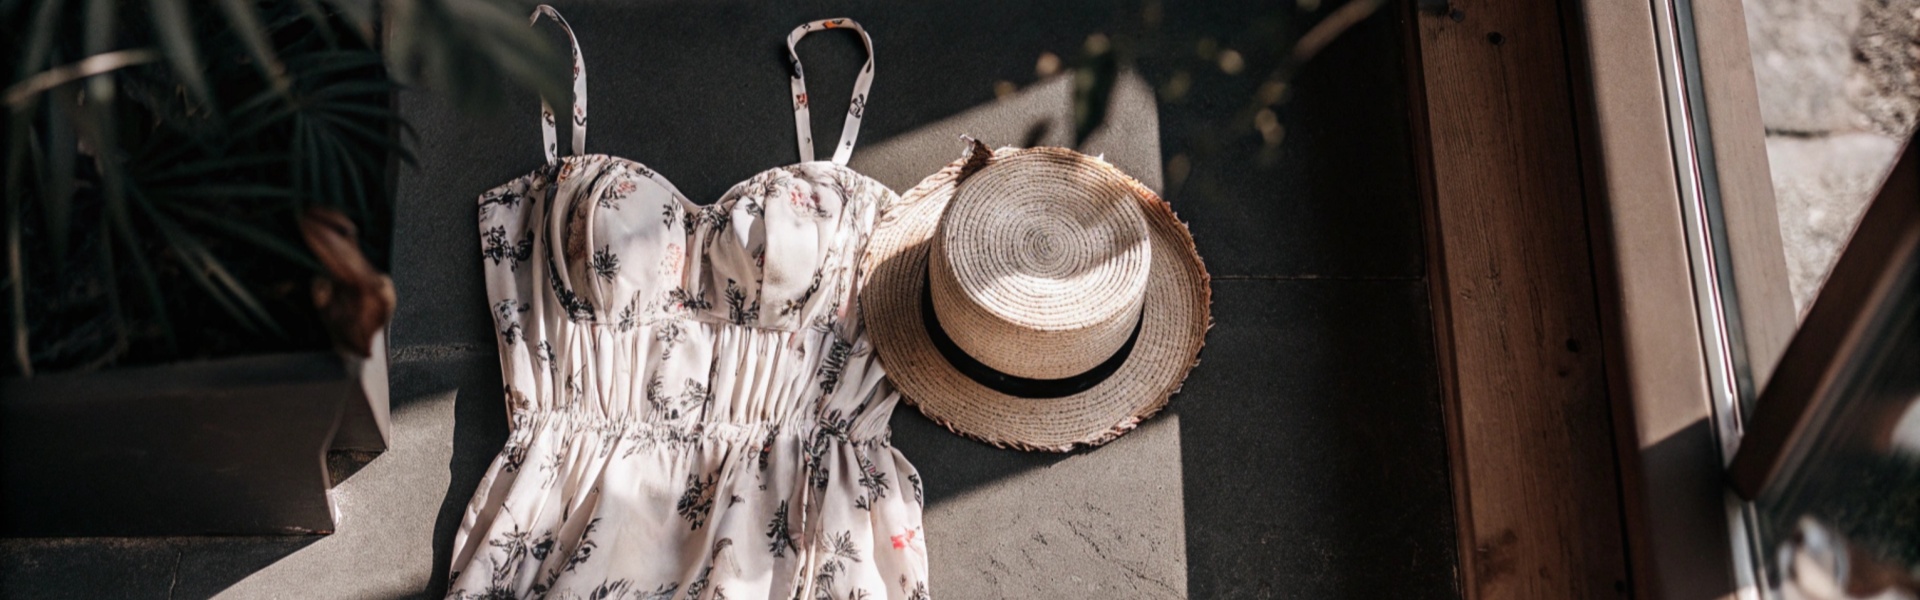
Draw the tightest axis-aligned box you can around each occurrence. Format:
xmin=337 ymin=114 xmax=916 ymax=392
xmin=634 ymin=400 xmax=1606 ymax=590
xmin=928 ymin=152 xmax=1152 ymax=380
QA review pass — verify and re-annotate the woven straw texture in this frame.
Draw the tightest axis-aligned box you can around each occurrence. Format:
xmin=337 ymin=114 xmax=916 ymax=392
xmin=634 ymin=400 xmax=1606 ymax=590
xmin=928 ymin=150 xmax=1154 ymax=378
xmin=863 ymin=144 xmax=1212 ymax=452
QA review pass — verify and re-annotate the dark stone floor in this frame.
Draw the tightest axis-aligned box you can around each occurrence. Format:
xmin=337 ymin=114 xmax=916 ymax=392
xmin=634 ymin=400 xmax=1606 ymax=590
xmin=0 ymin=1 xmax=1458 ymax=598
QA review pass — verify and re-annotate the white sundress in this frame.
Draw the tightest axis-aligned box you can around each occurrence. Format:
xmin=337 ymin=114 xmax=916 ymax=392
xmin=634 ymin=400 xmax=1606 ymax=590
xmin=447 ymin=8 xmax=929 ymax=599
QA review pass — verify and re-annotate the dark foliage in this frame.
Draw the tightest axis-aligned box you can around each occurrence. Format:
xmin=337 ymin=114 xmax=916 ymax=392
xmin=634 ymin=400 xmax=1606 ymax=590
xmin=2 ymin=0 xmax=565 ymax=376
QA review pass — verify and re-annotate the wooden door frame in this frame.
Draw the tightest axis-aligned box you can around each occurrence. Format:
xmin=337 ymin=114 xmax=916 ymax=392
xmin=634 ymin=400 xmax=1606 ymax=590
xmin=1403 ymin=0 xmax=1796 ymax=595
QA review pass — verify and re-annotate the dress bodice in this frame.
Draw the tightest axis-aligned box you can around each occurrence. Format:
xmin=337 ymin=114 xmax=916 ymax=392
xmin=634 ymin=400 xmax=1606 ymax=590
xmin=474 ymin=154 xmax=896 ymax=428
xmin=479 ymin=157 xmax=887 ymax=336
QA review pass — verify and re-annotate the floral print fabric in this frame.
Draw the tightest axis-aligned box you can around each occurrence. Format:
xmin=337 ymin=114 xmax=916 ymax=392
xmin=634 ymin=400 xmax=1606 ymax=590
xmin=451 ymin=156 xmax=927 ymax=600
xmin=448 ymin=12 xmax=925 ymax=600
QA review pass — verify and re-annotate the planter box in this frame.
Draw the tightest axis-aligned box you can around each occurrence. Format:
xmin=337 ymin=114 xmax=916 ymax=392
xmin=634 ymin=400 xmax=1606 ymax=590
xmin=0 ymin=333 xmax=389 ymax=536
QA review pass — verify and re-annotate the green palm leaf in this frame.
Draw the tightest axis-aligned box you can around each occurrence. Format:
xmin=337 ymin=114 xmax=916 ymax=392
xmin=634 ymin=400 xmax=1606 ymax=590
xmin=160 ymin=201 xmax=321 ymax=272
xmin=213 ymin=0 xmax=291 ymax=94
xmin=134 ymin=190 xmax=284 ymax=337
xmin=146 ymin=0 xmax=214 ymax=108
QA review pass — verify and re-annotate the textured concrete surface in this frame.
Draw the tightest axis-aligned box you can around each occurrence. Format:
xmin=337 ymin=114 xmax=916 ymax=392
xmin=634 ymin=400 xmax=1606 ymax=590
xmin=0 ymin=1 xmax=1456 ymax=598
xmin=1744 ymin=0 xmax=1873 ymax=133
xmin=1744 ymin=0 xmax=1915 ymax=314
xmin=1765 ymin=133 xmax=1904 ymax=314
xmin=1846 ymin=0 xmax=1920 ymax=136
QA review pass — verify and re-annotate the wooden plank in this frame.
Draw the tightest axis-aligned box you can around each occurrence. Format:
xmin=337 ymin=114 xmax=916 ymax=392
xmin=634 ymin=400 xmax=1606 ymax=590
xmin=1406 ymin=0 xmax=1634 ymax=596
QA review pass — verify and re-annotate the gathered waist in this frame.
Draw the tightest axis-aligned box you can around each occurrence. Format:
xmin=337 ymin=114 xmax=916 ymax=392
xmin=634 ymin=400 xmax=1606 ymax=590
xmin=505 ymin=407 xmax=894 ymax=447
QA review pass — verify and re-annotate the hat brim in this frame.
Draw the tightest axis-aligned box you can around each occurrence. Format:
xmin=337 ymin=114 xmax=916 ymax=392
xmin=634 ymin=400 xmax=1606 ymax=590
xmin=861 ymin=146 xmax=1212 ymax=452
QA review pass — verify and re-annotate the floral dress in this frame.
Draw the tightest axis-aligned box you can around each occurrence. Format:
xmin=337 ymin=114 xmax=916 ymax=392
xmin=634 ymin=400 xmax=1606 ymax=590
xmin=447 ymin=10 xmax=928 ymax=599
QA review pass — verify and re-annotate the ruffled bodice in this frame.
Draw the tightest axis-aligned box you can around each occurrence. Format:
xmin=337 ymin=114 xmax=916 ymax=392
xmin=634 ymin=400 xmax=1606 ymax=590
xmin=474 ymin=155 xmax=889 ymax=424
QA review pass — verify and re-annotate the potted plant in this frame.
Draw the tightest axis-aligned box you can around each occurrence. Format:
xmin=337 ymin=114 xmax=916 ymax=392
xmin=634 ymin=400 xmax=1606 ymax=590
xmin=0 ymin=0 xmax=563 ymax=536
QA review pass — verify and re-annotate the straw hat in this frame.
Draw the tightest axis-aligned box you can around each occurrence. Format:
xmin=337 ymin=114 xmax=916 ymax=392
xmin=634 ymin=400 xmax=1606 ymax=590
xmin=862 ymin=139 xmax=1211 ymax=452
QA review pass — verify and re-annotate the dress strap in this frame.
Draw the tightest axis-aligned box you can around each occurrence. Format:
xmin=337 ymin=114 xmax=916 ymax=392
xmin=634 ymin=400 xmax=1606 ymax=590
xmin=531 ymin=5 xmax=587 ymax=164
xmin=785 ymin=18 xmax=874 ymax=165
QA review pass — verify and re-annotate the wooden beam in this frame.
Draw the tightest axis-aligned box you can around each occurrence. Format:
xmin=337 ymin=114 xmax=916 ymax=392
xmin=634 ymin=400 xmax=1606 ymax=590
xmin=1406 ymin=0 xmax=1634 ymax=596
